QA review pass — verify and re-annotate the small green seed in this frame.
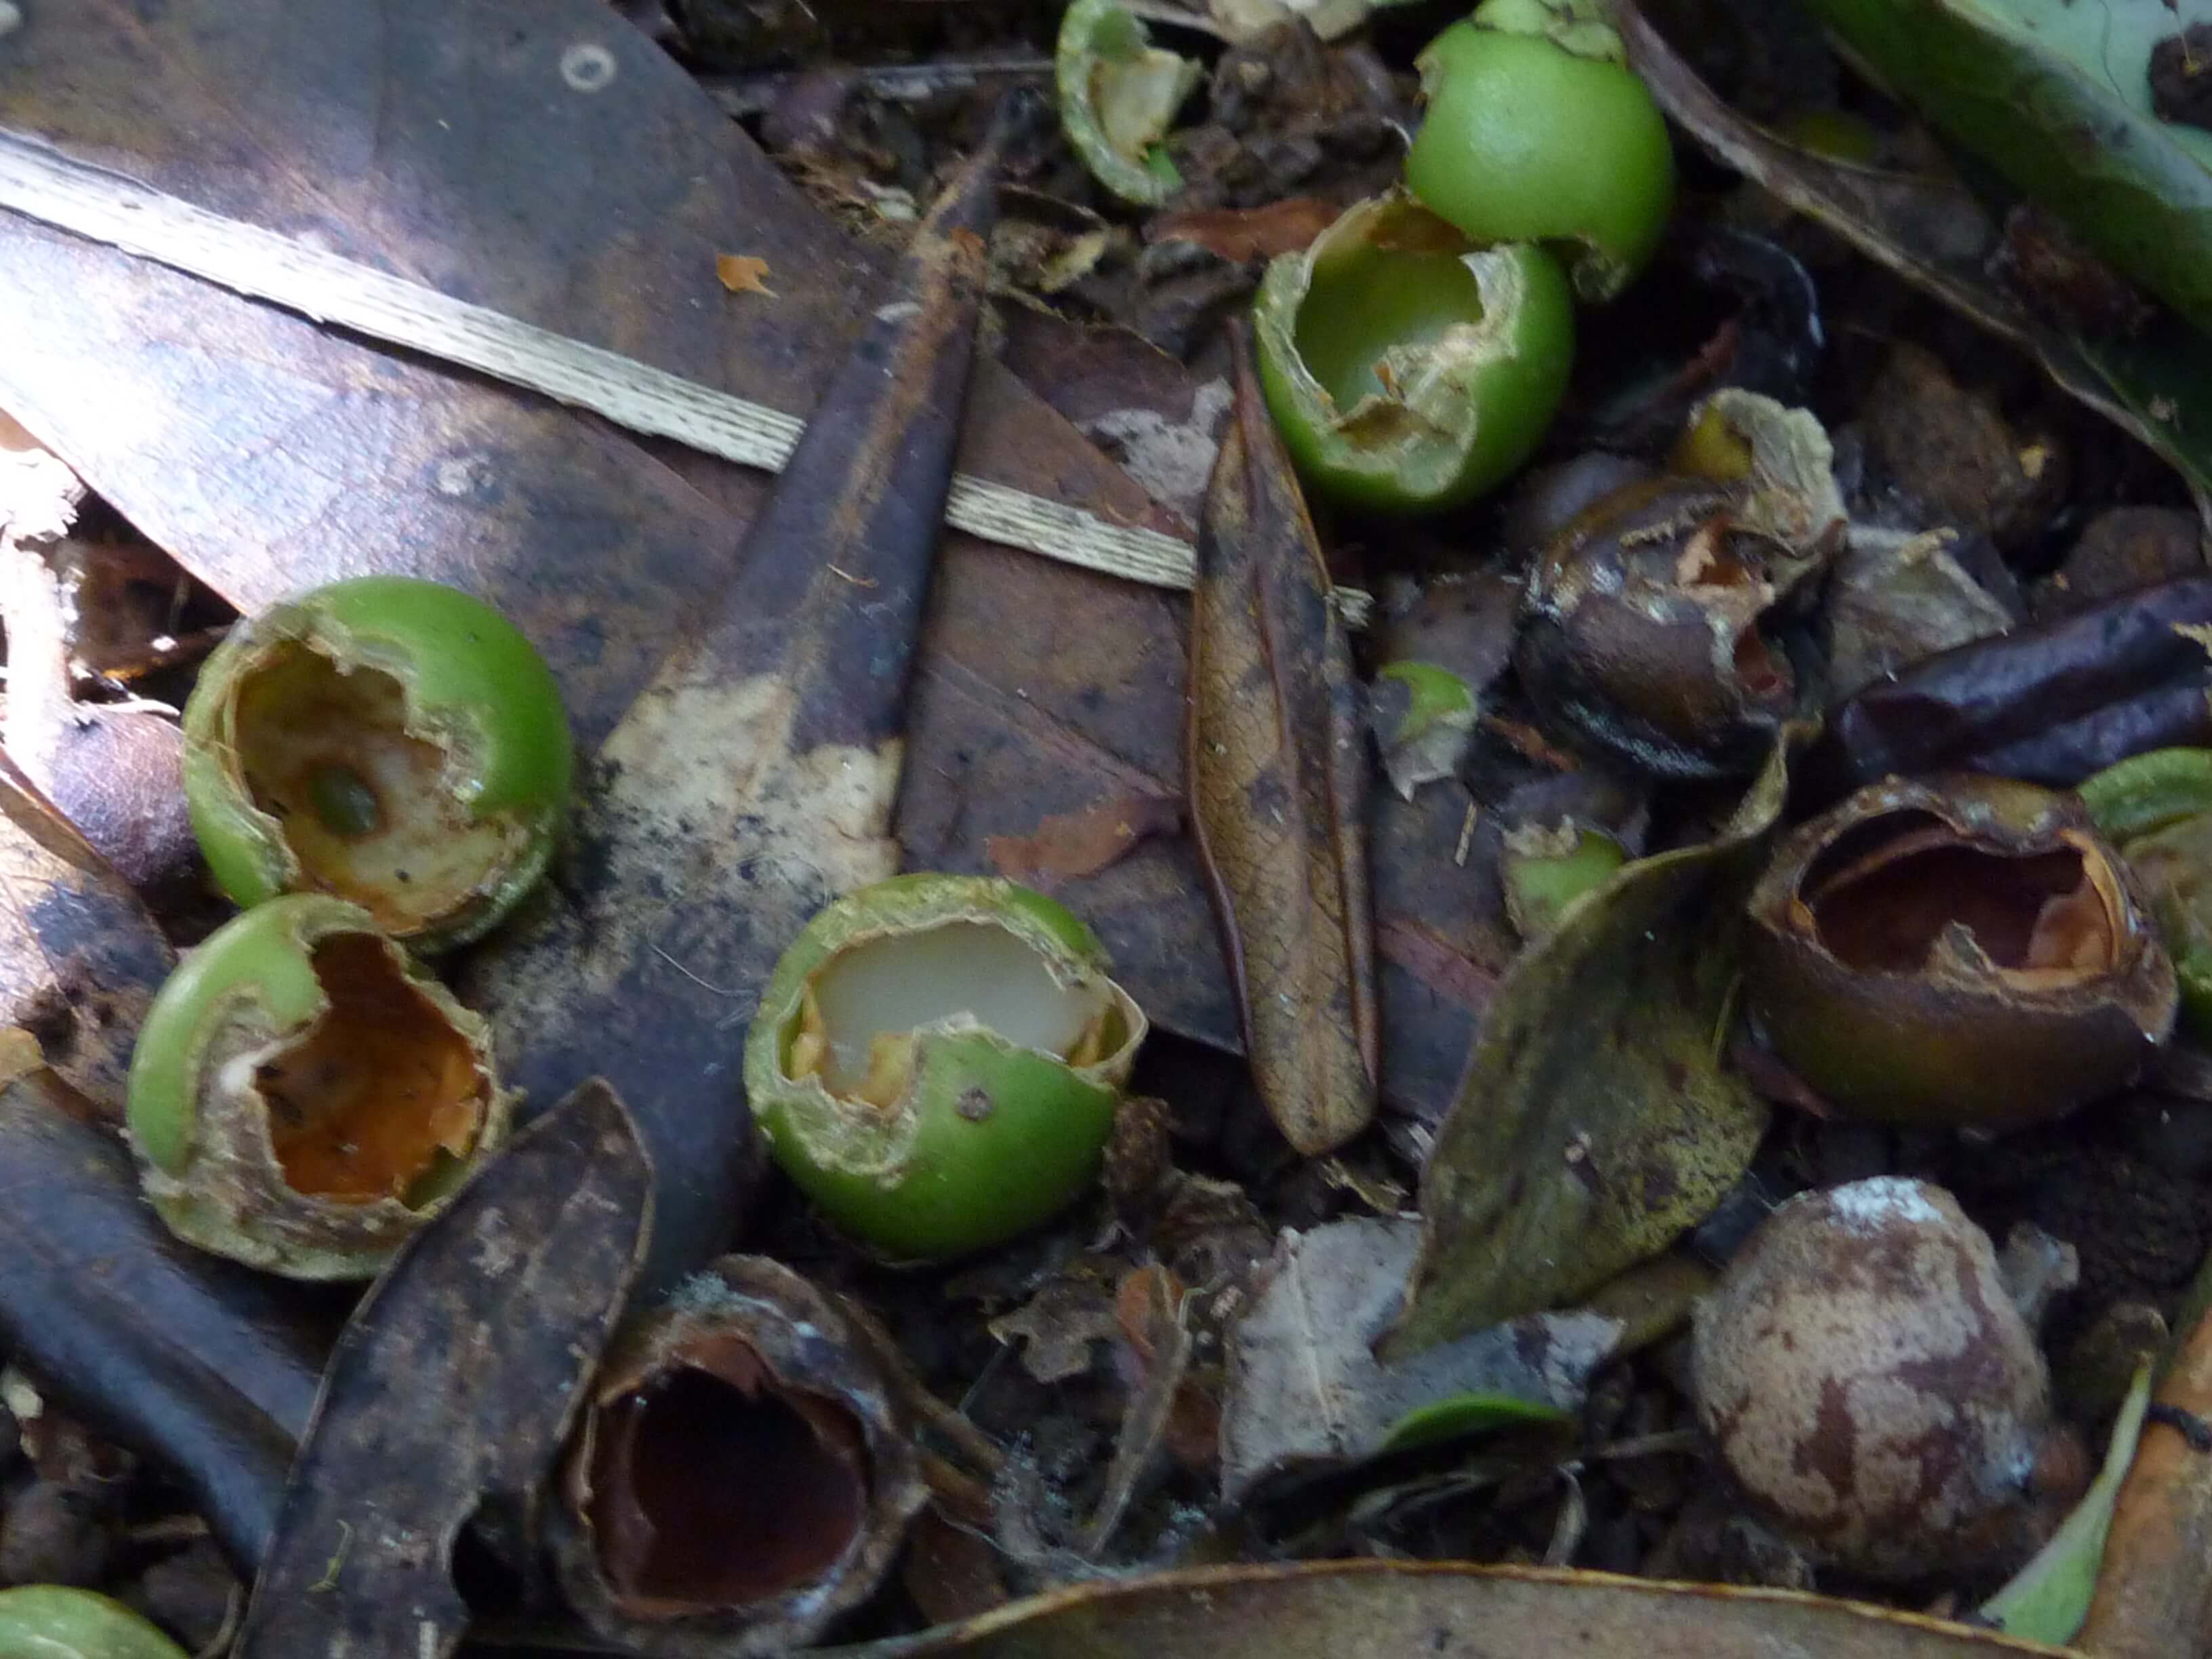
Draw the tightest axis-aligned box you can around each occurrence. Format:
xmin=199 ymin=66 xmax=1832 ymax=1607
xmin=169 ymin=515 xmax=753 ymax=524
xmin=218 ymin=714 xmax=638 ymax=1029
xmin=308 ymin=762 xmax=383 ymax=837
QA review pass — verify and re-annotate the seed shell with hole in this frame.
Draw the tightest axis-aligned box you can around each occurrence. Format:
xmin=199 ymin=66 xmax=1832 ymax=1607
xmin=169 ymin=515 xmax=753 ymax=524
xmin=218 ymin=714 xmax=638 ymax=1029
xmin=744 ymin=874 xmax=1147 ymax=1263
xmin=125 ymin=893 xmax=513 ymax=1279
xmin=181 ymin=576 xmax=573 ymax=951
xmin=1744 ymin=774 xmax=2175 ymax=1129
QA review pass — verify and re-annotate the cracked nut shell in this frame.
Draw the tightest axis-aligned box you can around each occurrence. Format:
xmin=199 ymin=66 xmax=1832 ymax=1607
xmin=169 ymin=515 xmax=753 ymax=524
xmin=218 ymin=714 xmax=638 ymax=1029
xmin=125 ymin=893 xmax=512 ymax=1279
xmin=182 ymin=575 xmax=573 ymax=951
xmin=1745 ymin=773 xmax=2175 ymax=1128
xmin=1515 ymin=476 xmax=1802 ymax=777
xmin=745 ymin=874 xmax=1147 ymax=1262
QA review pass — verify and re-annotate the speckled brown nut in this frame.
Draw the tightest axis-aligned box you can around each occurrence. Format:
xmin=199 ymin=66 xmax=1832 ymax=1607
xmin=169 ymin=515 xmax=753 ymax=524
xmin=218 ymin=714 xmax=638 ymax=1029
xmin=1692 ymin=1178 xmax=2083 ymax=1582
xmin=1744 ymin=773 xmax=2175 ymax=1129
xmin=1514 ymin=476 xmax=1800 ymax=777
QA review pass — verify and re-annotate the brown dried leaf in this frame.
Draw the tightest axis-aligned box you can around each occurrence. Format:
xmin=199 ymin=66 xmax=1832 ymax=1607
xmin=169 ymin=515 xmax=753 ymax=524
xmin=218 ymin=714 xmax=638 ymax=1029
xmin=851 ymin=1559 xmax=2072 ymax=1657
xmin=1186 ymin=330 xmax=1378 ymax=1156
xmin=1148 ymin=199 xmax=1341 ymax=263
xmin=716 ymin=252 xmax=776 ymax=295
xmin=985 ymin=794 xmax=1181 ymax=885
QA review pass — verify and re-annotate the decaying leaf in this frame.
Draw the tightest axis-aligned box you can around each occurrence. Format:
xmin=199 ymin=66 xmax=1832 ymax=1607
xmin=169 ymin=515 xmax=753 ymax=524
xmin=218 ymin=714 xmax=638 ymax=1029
xmin=462 ymin=125 xmax=1006 ymax=1295
xmin=1222 ymin=1217 xmax=1620 ymax=1503
xmin=716 ymin=252 xmax=776 ymax=295
xmin=1824 ymin=530 xmax=2015 ymax=700
xmin=1614 ymin=1 xmax=2212 ymax=506
xmin=838 ymin=1559 xmax=2074 ymax=1658
xmin=1383 ymin=742 xmax=1793 ymax=1359
xmin=0 ymin=1058 xmax=319 ymax=1574
xmin=0 ymin=750 xmax=173 ymax=1111
xmin=1148 ymin=199 xmax=1343 ymax=263
xmin=232 ymin=1079 xmax=651 ymax=1658
xmin=1187 ymin=330 xmax=1378 ymax=1157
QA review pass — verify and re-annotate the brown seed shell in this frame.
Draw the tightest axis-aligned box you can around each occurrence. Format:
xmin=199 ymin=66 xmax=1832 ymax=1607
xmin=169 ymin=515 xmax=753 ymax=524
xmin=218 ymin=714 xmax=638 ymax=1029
xmin=1744 ymin=773 xmax=2175 ymax=1128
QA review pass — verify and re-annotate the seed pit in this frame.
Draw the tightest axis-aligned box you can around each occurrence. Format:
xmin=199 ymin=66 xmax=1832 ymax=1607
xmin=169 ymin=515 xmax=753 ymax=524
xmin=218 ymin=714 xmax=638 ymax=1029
xmin=1804 ymin=811 xmax=2118 ymax=975
xmin=588 ymin=1340 xmax=867 ymax=1609
xmin=254 ymin=934 xmax=487 ymax=1204
xmin=231 ymin=642 xmax=518 ymax=935
xmin=785 ymin=921 xmax=1116 ymax=1107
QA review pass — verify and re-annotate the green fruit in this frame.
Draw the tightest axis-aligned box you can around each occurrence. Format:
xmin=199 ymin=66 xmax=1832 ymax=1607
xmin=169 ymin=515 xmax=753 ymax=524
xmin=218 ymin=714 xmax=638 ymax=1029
xmin=1254 ymin=192 xmax=1575 ymax=515
xmin=2081 ymin=747 xmax=2212 ymax=1043
xmin=1404 ymin=0 xmax=1675 ymax=301
xmin=0 ymin=1586 xmax=188 ymax=1658
xmin=745 ymin=874 xmax=1147 ymax=1261
xmin=126 ymin=894 xmax=512 ymax=1279
xmin=1500 ymin=821 xmax=1628 ymax=941
xmin=1744 ymin=775 xmax=2175 ymax=1130
xmin=182 ymin=576 xmax=573 ymax=950
xmin=1055 ymin=0 xmax=1201 ymax=206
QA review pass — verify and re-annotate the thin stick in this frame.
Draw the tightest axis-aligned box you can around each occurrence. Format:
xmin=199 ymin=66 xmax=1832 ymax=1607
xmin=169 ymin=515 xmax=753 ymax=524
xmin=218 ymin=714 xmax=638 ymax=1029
xmin=0 ymin=127 xmax=1371 ymax=623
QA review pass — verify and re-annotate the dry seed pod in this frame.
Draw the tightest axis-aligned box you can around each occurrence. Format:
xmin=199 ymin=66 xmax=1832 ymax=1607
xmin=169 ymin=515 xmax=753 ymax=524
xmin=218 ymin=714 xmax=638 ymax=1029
xmin=1744 ymin=773 xmax=2175 ymax=1129
xmin=552 ymin=1256 xmax=926 ymax=1656
xmin=1692 ymin=1178 xmax=2085 ymax=1582
xmin=1515 ymin=476 xmax=1801 ymax=777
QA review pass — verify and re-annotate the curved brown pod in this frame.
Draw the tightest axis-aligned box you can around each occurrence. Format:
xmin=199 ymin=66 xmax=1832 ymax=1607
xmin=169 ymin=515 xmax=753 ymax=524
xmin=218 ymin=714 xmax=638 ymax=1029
xmin=1744 ymin=773 xmax=2175 ymax=1128
xmin=550 ymin=1256 xmax=926 ymax=1656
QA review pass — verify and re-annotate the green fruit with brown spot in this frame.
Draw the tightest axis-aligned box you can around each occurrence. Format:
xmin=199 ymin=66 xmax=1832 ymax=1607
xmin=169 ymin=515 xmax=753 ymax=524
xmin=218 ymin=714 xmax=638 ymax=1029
xmin=746 ymin=874 xmax=1147 ymax=1261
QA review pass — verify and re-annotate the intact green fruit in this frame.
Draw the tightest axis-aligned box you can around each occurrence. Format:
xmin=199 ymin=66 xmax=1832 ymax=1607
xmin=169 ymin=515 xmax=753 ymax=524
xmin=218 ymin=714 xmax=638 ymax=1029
xmin=1254 ymin=192 xmax=1575 ymax=515
xmin=745 ymin=874 xmax=1147 ymax=1262
xmin=0 ymin=1586 xmax=188 ymax=1658
xmin=1404 ymin=0 xmax=1675 ymax=301
xmin=1056 ymin=0 xmax=1201 ymax=206
xmin=1744 ymin=775 xmax=2175 ymax=1130
xmin=182 ymin=575 xmax=573 ymax=950
xmin=126 ymin=894 xmax=513 ymax=1279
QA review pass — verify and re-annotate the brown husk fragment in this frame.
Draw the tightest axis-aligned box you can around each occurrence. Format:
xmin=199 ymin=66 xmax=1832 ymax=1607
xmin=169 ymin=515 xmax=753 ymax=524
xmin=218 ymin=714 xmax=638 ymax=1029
xmin=1516 ymin=478 xmax=1802 ymax=779
xmin=1185 ymin=325 xmax=1378 ymax=1156
xmin=553 ymin=1255 xmax=926 ymax=1655
xmin=1744 ymin=775 xmax=2176 ymax=1129
xmin=232 ymin=1078 xmax=651 ymax=1658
